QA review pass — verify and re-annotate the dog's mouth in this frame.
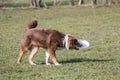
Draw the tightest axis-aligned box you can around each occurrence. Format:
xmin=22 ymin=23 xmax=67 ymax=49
xmin=76 ymin=44 xmax=83 ymax=50
xmin=75 ymin=47 xmax=80 ymax=50
xmin=69 ymin=40 xmax=90 ymax=50
xmin=77 ymin=40 xmax=90 ymax=49
xmin=70 ymin=44 xmax=81 ymax=50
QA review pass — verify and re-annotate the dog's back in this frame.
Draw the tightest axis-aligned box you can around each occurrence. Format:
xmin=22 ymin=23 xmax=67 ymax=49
xmin=21 ymin=19 xmax=65 ymax=50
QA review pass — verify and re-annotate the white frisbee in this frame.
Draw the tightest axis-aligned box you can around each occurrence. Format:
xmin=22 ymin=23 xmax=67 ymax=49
xmin=78 ymin=40 xmax=90 ymax=48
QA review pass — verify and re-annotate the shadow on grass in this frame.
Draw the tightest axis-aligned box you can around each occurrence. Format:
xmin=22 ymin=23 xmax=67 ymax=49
xmin=37 ymin=58 xmax=114 ymax=65
xmin=60 ymin=58 xmax=113 ymax=64
xmin=39 ymin=58 xmax=113 ymax=65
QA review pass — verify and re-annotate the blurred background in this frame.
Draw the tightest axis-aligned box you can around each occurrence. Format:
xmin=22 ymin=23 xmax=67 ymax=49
xmin=0 ymin=0 xmax=120 ymax=8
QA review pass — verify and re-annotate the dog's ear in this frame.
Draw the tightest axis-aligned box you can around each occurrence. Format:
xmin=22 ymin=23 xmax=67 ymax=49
xmin=67 ymin=35 xmax=81 ymax=50
xmin=64 ymin=34 xmax=78 ymax=50
xmin=67 ymin=35 xmax=75 ymax=50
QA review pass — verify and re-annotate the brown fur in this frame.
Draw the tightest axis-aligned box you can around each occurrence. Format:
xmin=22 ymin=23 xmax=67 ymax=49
xmin=26 ymin=18 xmax=38 ymax=30
xmin=17 ymin=19 xmax=81 ymax=65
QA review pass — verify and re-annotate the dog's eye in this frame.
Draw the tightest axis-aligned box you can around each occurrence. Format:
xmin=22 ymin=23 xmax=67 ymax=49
xmin=73 ymin=40 xmax=77 ymax=44
xmin=71 ymin=40 xmax=77 ymax=46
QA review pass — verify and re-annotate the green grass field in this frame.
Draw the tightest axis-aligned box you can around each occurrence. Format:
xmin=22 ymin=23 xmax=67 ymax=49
xmin=0 ymin=6 xmax=120 ymax=80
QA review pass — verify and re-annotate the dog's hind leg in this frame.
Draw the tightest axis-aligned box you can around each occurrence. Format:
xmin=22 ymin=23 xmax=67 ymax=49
xmin=28 ymin=46 xmax=39 ymax=65
xmin=17 ymin=48 xmax=27 ymax=64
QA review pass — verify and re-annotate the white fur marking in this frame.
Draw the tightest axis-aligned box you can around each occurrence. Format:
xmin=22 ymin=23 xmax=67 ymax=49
xmin=63 ymin=34 xmax=70 ymax=50
xmin=45 ymin=51 xmax=50 ymax=65
xmin=54 ymin=62 xmax=61 ymax=66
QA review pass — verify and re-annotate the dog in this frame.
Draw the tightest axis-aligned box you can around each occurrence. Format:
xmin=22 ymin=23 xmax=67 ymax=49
xmin=17 ymin=19 xmax=82 ymax=65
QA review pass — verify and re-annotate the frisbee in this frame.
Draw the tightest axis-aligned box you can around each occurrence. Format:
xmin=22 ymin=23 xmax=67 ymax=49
xmin=78 ymin=40 xmax=90 ymax=48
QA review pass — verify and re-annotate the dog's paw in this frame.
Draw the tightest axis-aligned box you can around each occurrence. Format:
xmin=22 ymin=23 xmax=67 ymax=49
xmin=46 ymin=63 xmax=51 ymax=65
xmin=30 ymin=62 xmax=37 ymax=65
xmin=17 ymin=61 xmax=21 ymax=64
xmin=54 ymin=62 xmax=61 ymax=66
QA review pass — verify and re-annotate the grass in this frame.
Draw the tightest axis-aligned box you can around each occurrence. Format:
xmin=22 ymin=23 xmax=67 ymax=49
xmin=0 ymin=6 xmax=120 ymax=80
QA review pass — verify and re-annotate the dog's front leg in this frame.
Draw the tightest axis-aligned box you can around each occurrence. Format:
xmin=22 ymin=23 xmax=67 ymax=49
xmin=47 ymin=48 xmax=61 ymax=66
xmin=45 ymin=51 xmax=51 ymax=65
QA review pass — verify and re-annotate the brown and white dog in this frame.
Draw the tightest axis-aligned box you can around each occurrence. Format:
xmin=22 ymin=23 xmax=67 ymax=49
xmin=17 ymin=19 xmax=82 ymax=65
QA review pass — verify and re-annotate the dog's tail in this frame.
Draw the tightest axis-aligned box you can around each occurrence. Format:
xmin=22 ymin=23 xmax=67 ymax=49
xmin=26 ymin=18 xmax=38 ymax=30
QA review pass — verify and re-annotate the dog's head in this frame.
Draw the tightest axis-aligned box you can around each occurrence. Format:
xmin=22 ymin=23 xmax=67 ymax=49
xmin=63 ymin=34 xmax=82 ymax=50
